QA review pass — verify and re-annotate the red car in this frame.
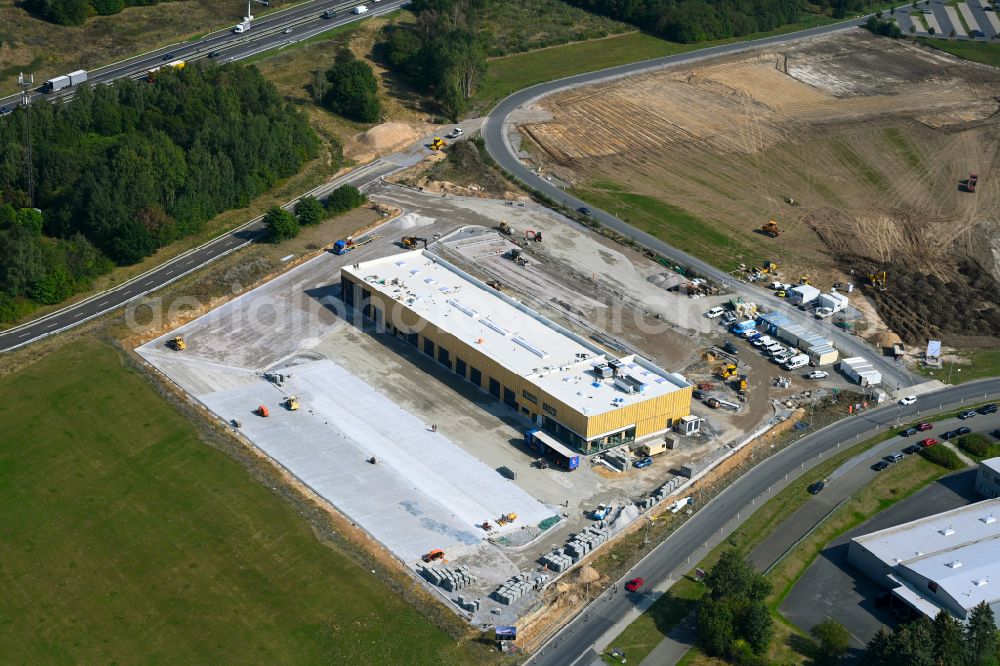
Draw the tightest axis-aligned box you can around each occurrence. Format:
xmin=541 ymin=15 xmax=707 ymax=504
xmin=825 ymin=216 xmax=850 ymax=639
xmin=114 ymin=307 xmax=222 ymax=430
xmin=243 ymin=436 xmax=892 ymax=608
xmin=920 ymin=438 xmax=938 ymax=448
xmin=917 ymin=423 xmax=933 ymax=432
xmin=625 ymin=577 xmax=645 ymax=592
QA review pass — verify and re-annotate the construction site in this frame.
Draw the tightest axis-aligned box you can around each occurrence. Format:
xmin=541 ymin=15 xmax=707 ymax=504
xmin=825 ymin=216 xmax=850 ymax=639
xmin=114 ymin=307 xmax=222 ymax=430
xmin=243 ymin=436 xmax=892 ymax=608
xmin=514 ymin=30 xmax=1000 ymax=347
xmin=133 ymin=173 xmax=867 ymax=635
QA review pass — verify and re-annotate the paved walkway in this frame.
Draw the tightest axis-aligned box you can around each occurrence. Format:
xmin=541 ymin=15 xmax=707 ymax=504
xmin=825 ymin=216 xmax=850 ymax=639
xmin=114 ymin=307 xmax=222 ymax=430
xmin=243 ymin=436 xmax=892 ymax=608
xmin=640 ymin=612 xmax=697 ymax=666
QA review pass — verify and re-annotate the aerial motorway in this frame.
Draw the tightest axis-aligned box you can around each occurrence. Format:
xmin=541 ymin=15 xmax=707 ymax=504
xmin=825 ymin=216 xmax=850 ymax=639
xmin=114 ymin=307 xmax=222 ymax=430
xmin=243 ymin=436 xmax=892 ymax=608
xmin=0 ymin=0 xmax=406 ymax=108
xmin=526 ymin=378 xmax=1000 ymax=666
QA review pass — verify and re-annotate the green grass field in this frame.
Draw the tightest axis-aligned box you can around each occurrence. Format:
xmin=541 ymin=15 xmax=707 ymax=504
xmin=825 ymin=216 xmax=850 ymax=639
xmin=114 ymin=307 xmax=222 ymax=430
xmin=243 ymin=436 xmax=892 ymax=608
xmin=915 ymin=38 xmax=1000 ymax=66
xmin=568 ymin=180 xmax=760 ymax=271
xmin=0 ymin=339 xmax=478 ymax=664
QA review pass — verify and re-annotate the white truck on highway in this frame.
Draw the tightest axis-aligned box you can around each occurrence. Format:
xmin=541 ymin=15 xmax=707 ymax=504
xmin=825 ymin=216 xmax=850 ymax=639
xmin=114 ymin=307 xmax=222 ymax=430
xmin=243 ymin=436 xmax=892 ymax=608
xmin=41 ymin=69 xmax=88 ymax=94
xmin=352 ymin=4 xmax=369 ymax=14
xmin=233 ymin=21 xmax=250 ymax=33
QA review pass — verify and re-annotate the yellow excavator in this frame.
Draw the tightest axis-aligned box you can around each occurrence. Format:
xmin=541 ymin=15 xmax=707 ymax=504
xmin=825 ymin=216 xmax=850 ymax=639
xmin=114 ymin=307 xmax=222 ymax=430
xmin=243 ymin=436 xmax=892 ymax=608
xmin=168 ymin=336 xmax=186 ymax=351
xmin=498 ymin=220 xmax=512 ymax=235
xmin=429 ymin=137 xmax=446 ymax=151
xmin=868 ymin=271 xmax=888 ymax=291
xmin=401 ymin=236 xmax=427 ymax=249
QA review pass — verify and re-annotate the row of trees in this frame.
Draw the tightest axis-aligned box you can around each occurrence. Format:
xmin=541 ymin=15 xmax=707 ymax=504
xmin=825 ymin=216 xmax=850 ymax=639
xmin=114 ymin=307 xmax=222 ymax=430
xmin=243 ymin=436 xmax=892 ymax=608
xmin=381 ymin=0 xmax=487 ymax=119
xmin=559 ymin=0 xmax=803 ymax=43
xmin=0 ymin=64 xmax=319 ymax=321
xmin=697 ymin=550 xmax=774 ymax=663
xmin=264 ymin=186 xmax=367 ymax=242
xmin=862 ymin=603 xmax=999 ymax=666
xmin=25 ymin=0 xmax=168 ymax=24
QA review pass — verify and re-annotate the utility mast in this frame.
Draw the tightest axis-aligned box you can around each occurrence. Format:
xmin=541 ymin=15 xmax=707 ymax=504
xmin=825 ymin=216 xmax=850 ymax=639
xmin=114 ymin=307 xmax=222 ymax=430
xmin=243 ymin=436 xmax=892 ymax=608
xmin=17 ymin=72 xmax=35 ymax=207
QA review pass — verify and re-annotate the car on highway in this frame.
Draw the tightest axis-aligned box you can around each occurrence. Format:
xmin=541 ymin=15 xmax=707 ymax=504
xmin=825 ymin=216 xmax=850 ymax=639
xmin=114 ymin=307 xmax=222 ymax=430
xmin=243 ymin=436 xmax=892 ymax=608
xmin=919 ymin=438 xmax=938 ymax=448
xmin=807 ymin=480 xmax=825 ymax=494
xmin=322 ymin=8 xmax=337 ymax=17
xmin=162 ymin=52 xmax=176 ymax=61
xmin=917 ymin=422 xmax=933 ymax=432
xmin=807 ymin=370 xmax=828 ymax=379
xmin=207 ymin=50 xmax=221 ymax=58
xmin=958 ymin=410 xmax=977 ymax=420
xmin=899 ymin=395 xmax=917 ymax=406
xmin=446 ymin=127 xmax=464 ymax=139
xmin=633 ymin=456 xmax=653 ymax=469
xmin=625 ymin=577 xmax=645 ymax=592
xmin=956 ymin=426 xmax=971 ymax=436
xmin=903 ymin=444 xmax=922 ymax=455
xmin=872 ymin=460 xmax=891 ymax=471
xmin=283 ymin=26 xmax=293 ymax=33
xmin=978 ymin=403 xmax=998 ymax=415
xmin=900 ymin=427 xmax=918 ymax=437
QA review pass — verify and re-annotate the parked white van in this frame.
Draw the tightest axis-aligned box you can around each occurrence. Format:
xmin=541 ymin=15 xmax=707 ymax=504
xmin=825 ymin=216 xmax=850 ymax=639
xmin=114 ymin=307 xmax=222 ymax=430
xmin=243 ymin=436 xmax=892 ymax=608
xmin=784 ymin=354 xmax=810 ymax=370
xmin=705 ymin=306 xmax=726 ymax=319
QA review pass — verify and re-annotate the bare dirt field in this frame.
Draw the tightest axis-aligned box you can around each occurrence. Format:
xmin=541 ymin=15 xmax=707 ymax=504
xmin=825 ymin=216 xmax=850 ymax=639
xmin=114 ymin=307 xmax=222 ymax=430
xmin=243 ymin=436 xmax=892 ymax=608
xmin=518 ymin=30 xmax=1000 ymax=346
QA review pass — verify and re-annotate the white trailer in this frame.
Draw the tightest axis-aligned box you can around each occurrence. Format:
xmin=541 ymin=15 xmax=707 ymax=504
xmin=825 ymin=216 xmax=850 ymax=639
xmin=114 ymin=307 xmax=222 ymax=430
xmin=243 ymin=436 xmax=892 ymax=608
xmin=67 ymin=70 xmax=88 ymax=86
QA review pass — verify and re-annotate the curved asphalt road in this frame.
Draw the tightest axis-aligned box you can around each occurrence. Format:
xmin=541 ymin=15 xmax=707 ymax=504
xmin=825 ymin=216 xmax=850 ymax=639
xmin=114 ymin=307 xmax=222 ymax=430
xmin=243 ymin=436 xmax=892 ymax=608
xmin=481 ymin=17 xmax=915 ymax=390
xmin=527 ymin=378 xmax=1000 ymax=666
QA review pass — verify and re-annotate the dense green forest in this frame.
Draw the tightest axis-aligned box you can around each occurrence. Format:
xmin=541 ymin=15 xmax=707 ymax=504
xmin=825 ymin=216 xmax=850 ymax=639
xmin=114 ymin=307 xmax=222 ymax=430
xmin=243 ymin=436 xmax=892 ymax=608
xmin=560 ymin=0 xmax=804 ymax=42
xmin=25 ymin=0 xmax=173 ymax=24
xmin=0 ymin=64 xmax=318 ymax=322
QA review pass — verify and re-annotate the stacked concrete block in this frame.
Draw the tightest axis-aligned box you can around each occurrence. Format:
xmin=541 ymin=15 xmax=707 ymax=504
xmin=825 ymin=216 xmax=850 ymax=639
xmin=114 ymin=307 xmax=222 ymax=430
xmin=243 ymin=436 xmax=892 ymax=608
xmin=419 ymin=564 xmax=474 ymax=591
xmin=492 ymin=574 xmax=534 ymax=605
xmin=542 ymin=548 xmax=573 ymax=573
xmin=605 ymin=449 xmax=631 ymax=472
xmin=564 ymin=526 xmax=609 ymax=561
xmin=455 ymin=595 xmax=481 ymax=612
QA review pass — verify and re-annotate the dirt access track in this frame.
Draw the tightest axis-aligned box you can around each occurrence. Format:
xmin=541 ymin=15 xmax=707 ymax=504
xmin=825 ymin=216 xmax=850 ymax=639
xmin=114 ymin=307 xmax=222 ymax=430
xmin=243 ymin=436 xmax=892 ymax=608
xmin=519 ymin=30 xmax=1000 ymax=345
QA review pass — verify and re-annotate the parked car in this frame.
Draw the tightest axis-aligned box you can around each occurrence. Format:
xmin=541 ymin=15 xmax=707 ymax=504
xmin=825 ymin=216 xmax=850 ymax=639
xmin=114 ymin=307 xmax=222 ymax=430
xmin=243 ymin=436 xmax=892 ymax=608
xmin=625 ymin=577 xmax=645 ymax=592
xmin=941 ymin=430 xmax=957 ymax=440
xmin=872 ymin=460 xmax=891 ymax=471
xmin=705 ymin=307 xmax=726 ymax=319
xmin=978 ymin=403 xmax=998 ymax=415
xmin=899 ymin=395 xmax=917 ymax=406
xmin=958 ymin=410 xmax=977 ymax=420
xmin=807 ymin=370 xmax=828 ymax=379
xmin=917 ymin=422 xmax=933 ymax=432
xmin=919 ymin=438 xmax=938 ymax=448
xmin=723 ymin=340 xmax=739 ymax=354
xmin=446 ymin=127 xmax=464 ymax=139
xmin=956 ymin=426 xmax=972 ymax=436
xmin=807 ymin=480 xmax=826 ymax=494
xmin=885 ymin=452 xmax=904 ymax=463
xmin=633 ymin=456 xmax=653 ymax=469
xmin=900 ymin=427 xmax=918 ymax=437
xmin=776 ymin=290 xmax=787 ymax=298
xmin=903 ymin=444 xmax=922 ymax=455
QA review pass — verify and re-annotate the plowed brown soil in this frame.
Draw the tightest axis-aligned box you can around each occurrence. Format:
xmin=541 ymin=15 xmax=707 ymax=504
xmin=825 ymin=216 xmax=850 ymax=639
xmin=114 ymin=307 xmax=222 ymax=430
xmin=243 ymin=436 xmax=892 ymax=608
xmin=519 ymin=30 xmax=1000 ymax=344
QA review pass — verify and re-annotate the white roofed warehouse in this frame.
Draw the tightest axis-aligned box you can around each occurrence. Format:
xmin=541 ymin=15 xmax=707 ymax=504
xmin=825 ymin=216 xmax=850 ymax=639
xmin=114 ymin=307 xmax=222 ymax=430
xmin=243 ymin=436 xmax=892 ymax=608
xmin=847 ymin=498 xmax=1000 ymax=624
xmin=340 ymin=250 xmax=693 ymax=454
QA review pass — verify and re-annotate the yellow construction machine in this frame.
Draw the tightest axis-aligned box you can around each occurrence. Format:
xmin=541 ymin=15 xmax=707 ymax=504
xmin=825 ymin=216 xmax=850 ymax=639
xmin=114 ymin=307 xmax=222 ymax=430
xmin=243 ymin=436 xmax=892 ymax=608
xmin=401 ymin=236 xmax=427 ymax=249
xmin=761 ymin=220 xmax=781 ymax=237
xmin=498 ymin=220 xmax=512 ymax=235
xmin=429 ymin=137 xmax=446 ymax=151
xmin=868 ymin=271 xmax=888 ymax=291
xmin=168 ymin=336 xmax=186 ymax=351
xmin=716 ymin=363 xmax=738 ymax=380
xmin=283 ymin=396 xmax=300 ymax=411
xmin=496 ymin=512 xmax=517 ymax=526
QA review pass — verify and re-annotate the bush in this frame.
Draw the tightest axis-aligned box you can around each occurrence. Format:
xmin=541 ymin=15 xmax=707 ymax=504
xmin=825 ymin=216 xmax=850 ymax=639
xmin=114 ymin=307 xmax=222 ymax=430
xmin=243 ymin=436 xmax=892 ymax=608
xmin=321 ymin=48 xmax=381 ymax=123
xmin=294 ymin=196 xmax=326 ymax=227
xmin=324 ymin=185 xmax=366 ymax=214
xmin=263 ymin=207 xmax=299 ymax=243
xmin=919 ymin=445 xmax=964 ymax=470
xmin=958 ymin=434 xmax=1000 ymax=459
xmin=811 ymin=619 xmax=850 ymax=665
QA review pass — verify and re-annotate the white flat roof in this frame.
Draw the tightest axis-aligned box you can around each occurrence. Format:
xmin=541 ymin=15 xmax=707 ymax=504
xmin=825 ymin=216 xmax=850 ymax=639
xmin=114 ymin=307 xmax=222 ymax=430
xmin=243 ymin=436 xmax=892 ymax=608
xmin=343 ymin=251 xmax=689 ymax=417
xmin=981 ymin=457 xmax=1000 ymax=475
xmin=854 ymin=498 xmax=1000 ymax=611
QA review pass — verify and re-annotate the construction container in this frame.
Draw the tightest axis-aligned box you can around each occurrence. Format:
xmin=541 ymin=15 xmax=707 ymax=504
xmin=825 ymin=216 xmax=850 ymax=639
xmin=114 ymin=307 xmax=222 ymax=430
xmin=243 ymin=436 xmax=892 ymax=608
xmin=788 ymin=284 xmax=820 ymax=306
xmin=839 ymin=357 xmax=882 ymax=386
xmin=808 ymin=344 xmax=839 ymax=366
